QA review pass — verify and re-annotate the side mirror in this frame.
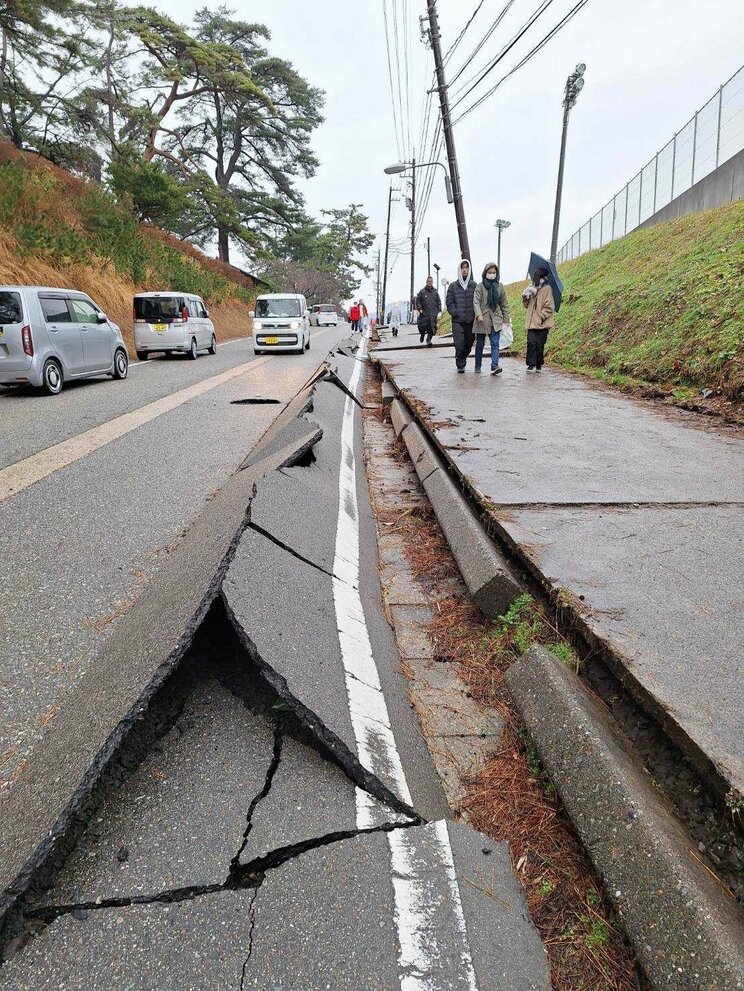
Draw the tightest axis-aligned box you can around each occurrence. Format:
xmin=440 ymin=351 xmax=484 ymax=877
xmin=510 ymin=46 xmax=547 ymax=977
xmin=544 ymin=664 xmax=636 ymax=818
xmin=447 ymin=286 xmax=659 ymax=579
xmin=249 ymin=310 xmax=255 ymax=318
xmin=204 ymin=311 xmax=210 ymax=318
xmin=97 ymin=313 xmax=108 ymax=324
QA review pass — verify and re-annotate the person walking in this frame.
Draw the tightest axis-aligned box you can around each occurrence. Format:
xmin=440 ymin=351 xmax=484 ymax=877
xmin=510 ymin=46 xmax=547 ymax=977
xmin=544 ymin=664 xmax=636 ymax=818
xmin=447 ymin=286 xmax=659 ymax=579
xmin=390 ymin=302 xmax=402 ymax=338
xmin=349 ymin=301 xmax=361 ymax=333
xmin=521 ymin=267 xmax=555 ymax=371
xmin=360 ymin=300 xmax=369 ymax=334
xmin=446 ymin=259 xmax=476 ymax=373
xmin=415 ymin=275 xmax=442 ymax=346
xmin=473 ymin=262 xmax=510 ymax=375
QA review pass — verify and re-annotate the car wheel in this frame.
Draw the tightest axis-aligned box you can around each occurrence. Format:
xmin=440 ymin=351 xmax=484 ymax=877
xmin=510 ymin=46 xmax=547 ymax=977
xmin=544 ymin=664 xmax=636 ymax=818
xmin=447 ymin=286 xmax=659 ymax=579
xmin=136 ymin=350 xmax=148 ymax=361
xmin=208 ymin=334 xmax=217 ymax=355
xmin=42 ymin=358 xmax=63 ymax=396
xmin=305 ymin=336 xmax=310 ymax=351
xmin=188 ymin=337 xmax=198 ymax=360
xmin=113 ymin=348 xmax=129 ymax=380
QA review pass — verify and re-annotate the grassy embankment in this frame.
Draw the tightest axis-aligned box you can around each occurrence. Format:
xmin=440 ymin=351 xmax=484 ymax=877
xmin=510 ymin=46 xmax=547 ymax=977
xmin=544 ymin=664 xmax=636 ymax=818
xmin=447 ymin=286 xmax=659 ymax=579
xmin=0 ymin=143 xmax=255 ymax=355
xmin=504 ymin=200 xmax=744 ymax=411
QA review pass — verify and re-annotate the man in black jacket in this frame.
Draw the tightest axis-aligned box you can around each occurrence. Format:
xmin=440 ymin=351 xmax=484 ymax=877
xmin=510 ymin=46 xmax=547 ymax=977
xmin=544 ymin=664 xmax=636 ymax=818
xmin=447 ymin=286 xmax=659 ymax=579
xmin=446 ymin=259 xmax=476 ymax=372
xmin=415 ymin=276 xmax=442 ymax=346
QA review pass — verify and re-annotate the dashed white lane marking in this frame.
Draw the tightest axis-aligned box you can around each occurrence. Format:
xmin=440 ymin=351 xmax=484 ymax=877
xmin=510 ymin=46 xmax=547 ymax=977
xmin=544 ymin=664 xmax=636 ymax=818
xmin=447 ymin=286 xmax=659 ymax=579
xmin=331 ymin=334 xmax=479 ymax=990
xmin=0 ymin=357 xmax=271 ymax=504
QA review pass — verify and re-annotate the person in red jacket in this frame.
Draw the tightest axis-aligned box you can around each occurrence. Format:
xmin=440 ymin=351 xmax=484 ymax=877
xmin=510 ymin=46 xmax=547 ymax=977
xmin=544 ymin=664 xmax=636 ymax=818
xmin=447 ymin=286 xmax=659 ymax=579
xmin=349 ymin=303 xmax=361 ymax=333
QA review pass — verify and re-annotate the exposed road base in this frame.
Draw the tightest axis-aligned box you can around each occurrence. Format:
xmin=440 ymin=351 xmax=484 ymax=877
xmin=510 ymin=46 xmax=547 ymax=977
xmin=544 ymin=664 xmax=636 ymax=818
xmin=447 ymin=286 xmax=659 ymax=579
xmin=508 ymin=646 xmax=744 ymax=990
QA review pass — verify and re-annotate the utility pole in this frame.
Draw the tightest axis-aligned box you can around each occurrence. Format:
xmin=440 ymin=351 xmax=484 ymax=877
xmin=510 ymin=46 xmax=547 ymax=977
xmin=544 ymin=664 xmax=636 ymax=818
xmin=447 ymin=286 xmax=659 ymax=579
xmin=375 ymin=248 xmax=381 ymax=321
xmin=426 ymin=236 xmax=431 ymax=276
xmin=550 ymin=64 xmax=586 ymax=261
xmin=381 ymin=184 xmax=394 ymax=325
xmin=409 ymin=156 xmax=416 ymax=321
xmin=425 ymin=0 xmax=470 ymax=260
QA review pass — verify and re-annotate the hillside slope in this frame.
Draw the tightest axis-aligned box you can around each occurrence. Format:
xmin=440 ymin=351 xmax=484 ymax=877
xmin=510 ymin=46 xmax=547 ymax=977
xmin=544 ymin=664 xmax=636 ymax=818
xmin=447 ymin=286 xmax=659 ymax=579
xmin=0 ymin=143 xmax=255 ymax=354
xmin=505 ymin=200 xmax=744 ymax=415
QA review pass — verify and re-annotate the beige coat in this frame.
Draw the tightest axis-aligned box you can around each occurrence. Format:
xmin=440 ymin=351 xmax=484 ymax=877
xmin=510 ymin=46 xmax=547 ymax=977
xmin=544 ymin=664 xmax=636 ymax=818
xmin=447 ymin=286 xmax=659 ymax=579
xmin=473 ymin=281 xmax=510 ymax=333
xmin=523 ymin=283 xmax=555 ymax=330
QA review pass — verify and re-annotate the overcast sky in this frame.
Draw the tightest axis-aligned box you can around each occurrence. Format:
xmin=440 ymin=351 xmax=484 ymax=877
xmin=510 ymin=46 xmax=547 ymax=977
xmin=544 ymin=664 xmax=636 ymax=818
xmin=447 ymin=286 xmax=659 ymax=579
xmin=153 ymin=0 xmax=744 ymax=307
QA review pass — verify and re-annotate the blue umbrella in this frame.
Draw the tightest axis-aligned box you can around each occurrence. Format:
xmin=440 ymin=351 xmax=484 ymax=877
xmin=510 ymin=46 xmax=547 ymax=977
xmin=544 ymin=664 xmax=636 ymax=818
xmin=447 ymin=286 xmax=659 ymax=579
xmin=527 ymin=252 xmax=564 ymax=311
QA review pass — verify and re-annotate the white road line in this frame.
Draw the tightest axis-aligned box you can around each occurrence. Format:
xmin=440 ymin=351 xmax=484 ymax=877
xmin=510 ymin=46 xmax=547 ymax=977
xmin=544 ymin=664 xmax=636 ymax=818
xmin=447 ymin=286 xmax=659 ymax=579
xmin=331 ymin=334 xmax=479 ymax=991
xmin=0 ymin=357 xmax=272 ymax=504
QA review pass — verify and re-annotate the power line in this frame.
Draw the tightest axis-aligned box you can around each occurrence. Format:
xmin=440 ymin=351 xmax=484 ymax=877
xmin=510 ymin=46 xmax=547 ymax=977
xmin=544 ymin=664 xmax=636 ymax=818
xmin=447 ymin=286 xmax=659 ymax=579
xmin=381 ymin=0 xmax=405 ymax=157
xmin=450 ymin=0 xmax=557 ymax=111
xmin=391 ymin=0 xmax=409 ymax=157
xmin=446 ymin=0 xmax=516 ymax=89
xmin=453 ymin=0 xmax=590 ymax=123
xmin=443 ymin=0 xmax=490 ymax=65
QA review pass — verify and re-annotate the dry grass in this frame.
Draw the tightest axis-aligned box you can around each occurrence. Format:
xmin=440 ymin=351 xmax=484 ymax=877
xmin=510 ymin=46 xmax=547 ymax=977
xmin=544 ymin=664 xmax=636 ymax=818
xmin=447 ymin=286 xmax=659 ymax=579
xmin=365 ymin=370 xmax=639 ymax=991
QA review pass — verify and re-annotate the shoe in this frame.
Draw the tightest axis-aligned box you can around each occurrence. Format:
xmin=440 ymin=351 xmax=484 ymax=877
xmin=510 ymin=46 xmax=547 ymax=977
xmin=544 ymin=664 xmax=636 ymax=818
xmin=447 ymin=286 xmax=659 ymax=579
xmin=474 ymin=366 xmax=481 ymax=373
xmin=527 ymin=365 xmax=535 ymax=371
xmin=457 ymin=368 xmax=465 ymax=374
xmin=419 ymin=336 xmax=425 ymax=344
xmin=535 ymin=366 xmax=542 ymax=372
xmin=491 ymin=367 xmax=502 ymax=375
xmin=427 ymin=338 xmax=433 ymax=347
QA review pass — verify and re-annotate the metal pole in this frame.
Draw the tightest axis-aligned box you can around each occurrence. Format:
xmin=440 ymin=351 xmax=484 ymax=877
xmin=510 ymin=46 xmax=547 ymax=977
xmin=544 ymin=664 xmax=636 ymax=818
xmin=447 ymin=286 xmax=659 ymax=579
xmin=427 ymin=236 xmax=431 ymax=276
xmin=638 ymin=168 xmax=643 ymax=226
xmin=497 ymin=226 xmax=502 ymax=269
xmin=550 ymin=100 xmax=571 ymax=261
xmin=671 ymin=132 xmax=677 ymax=199
xmin=623 ymin=182 xmax=629 ymax=235
xmin=381 ymin=184 xmax=393 ymax=326
xmin=375 ymin=249 xmax=381 ymax=321
xmin=409 ymin=156 xmax=416 ymax=320
xmin=600 ymin=207 xmax=603 ymax=247
xmin=427 ymin=0 xmax=470 ymax=259
xmin=691 ymin=110 xmax=698 ymax=184
xmin=612 ymin=194 xmax=616 ymax=240
xmin=653 ymin=153 xmax=658 ymax=213
xmin=715 ymin=84 xmax=723 ymax=167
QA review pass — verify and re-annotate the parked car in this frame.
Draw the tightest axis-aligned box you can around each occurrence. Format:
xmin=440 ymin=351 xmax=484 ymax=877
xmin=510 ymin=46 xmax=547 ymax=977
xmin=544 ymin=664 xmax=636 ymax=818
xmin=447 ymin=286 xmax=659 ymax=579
xmin=133 ymin=292 xmax=216 ymax=361
xmin=309 ymin=304 xmax=339 ymax=327
xmin=251 ymin=294 xmax=310 ymax=354
xmin=0 ymin=285 xmax=128 ymax=395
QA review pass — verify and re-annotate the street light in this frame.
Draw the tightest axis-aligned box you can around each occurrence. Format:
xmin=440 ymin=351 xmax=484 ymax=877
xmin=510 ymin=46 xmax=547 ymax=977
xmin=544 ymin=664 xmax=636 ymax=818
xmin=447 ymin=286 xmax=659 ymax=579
xmin=494 ymin=219 xmax=511 ymax=270
xmin=550 ymin=63 xmax=586 ymax=260
xmin=433 ymin=262 xmax=440 ymax=293
xmin=383 ymin=161 xmax=454 ymax=203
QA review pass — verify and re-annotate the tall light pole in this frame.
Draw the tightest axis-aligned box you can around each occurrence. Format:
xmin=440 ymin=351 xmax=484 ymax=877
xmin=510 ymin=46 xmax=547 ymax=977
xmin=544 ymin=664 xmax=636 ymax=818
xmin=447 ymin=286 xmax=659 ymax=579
xmin=550 ymin=63 xmax=586 ymax=261
xmin=494 ymin=219 xmax=511 ymax=270
xmin=381 ymin=184 xmax=396 ymax=326
xmin=409 ymin=157 xmax=416 ymax=321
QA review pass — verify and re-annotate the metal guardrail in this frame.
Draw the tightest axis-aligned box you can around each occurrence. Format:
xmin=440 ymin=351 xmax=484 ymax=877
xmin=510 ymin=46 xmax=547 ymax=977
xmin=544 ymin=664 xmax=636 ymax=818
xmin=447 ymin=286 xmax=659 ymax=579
xmin=557 ymin=64 xmax=744 ymax=263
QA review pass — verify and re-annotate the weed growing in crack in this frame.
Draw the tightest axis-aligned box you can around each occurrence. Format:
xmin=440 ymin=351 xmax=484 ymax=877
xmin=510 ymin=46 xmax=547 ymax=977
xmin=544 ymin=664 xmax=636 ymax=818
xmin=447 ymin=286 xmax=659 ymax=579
xmin=539 ymin=880 xmax=554 ymax=898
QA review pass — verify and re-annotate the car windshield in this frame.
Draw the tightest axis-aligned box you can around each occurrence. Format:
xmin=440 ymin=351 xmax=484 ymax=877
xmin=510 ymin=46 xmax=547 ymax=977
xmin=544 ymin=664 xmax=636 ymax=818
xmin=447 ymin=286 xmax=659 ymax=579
xmin=256 ymin=298 xmax=301 ymax=318
xmin=0 ymin=291 xmax=22 ymax=324
xmin=320 ymin=305 xmax=336 ymax=313
xmin=134 ymin=296 xmax=183 ymax=322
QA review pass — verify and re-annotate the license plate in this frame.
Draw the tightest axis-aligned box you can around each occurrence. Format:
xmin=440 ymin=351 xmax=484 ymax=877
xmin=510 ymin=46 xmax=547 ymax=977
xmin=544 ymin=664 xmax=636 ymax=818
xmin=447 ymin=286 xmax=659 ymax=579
xmin=152 ymin=323 xmax=167 ymax=333
xmin=265 ymin=336 xmax=279 ymax=344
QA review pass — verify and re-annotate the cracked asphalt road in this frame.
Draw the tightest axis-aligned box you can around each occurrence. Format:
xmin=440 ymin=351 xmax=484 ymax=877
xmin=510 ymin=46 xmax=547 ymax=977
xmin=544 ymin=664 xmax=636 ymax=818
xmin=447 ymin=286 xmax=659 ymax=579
xmin=0 ymin=326 xmax=347 ymax=786
xmin=0 ymin=331 xmax=551 ymax=990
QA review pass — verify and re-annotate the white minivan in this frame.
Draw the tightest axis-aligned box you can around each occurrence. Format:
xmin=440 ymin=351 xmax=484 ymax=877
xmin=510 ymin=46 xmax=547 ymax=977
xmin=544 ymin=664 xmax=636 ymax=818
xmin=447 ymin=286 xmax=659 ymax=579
xmin=133 ymin=292 xmax=216 ymax=360
xmin=251 ymin=294 xmax=310 ymax=354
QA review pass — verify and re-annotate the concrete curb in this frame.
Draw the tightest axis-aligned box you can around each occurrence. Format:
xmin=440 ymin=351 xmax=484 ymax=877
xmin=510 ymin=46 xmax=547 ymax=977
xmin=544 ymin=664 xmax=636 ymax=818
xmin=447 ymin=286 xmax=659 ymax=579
xmin=389 ymin=397 xmax=413 ymax=437
xmin=381 ymin=379 xmax=397 ymax=408
xmin=506 ymin=646 xmax=744 ymax=991
xmin=400 ymin=421 xmax=440 ymax=484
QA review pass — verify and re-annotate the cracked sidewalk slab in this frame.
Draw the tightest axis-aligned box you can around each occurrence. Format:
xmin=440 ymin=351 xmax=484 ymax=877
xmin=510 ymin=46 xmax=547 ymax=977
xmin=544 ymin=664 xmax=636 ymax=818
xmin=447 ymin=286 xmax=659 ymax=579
xmin=2 ymin=822 xmax=550 ymax=991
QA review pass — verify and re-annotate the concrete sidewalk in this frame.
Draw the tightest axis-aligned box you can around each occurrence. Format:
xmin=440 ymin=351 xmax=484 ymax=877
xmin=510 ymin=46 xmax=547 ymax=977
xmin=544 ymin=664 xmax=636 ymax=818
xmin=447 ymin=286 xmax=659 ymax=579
xmin=374 ymin=345 xmax=744 ymax=799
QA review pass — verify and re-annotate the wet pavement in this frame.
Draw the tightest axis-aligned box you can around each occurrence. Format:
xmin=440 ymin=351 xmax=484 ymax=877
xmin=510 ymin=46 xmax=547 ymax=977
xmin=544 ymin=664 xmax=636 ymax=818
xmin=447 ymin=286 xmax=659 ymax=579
xmin=376 ymin=338 xmax=744 ymax=796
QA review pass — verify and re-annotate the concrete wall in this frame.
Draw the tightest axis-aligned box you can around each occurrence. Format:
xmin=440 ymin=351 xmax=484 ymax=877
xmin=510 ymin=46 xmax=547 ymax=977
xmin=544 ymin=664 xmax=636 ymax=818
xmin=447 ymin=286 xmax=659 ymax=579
xmin=639 ymin=147 xmax=744 ymax=229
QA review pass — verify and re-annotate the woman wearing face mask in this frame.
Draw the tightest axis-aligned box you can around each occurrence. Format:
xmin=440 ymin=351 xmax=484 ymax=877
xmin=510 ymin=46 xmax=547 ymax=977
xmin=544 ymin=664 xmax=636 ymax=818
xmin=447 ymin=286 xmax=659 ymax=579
xmin=473 ymin=262 xmax=510 ymax=375
xmin=446 ymin=259 xmax=477 ymax=373
xmin=522 ymin=267 xmax=555 ymax=371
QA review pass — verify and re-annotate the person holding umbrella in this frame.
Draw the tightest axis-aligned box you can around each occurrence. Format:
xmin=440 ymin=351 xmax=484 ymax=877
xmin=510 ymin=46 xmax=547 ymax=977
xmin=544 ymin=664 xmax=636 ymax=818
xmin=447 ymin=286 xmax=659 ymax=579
xmin=446 ymin=259 xmax=477 ymax=373
xmin=522 ymin=253 xmax=562 ymax=371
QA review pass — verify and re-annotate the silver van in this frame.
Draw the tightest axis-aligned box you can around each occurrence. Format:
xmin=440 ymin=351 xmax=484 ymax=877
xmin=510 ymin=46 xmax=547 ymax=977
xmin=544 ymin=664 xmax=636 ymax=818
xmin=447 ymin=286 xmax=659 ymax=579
xmin=133 ymin=292 xmax=216 ymax=361
xmin=0 ymin=285 xmax=128 ymax=395
xmin=251 ymin=293 xmax=310 ymax=354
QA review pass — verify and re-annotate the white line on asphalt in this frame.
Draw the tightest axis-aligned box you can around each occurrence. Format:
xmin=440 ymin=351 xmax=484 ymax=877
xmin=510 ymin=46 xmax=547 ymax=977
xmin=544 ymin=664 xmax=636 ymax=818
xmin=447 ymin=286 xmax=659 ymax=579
xmin=331 ymin=334 xmax=479 ymax=991
xmin=0 ymin=357 xmax=272 ymax=504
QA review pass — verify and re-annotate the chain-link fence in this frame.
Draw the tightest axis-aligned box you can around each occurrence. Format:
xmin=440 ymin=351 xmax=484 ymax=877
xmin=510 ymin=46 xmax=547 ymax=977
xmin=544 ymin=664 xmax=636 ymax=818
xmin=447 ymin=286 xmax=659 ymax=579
xmin=557 ymin=64 xmax=744 ymax=264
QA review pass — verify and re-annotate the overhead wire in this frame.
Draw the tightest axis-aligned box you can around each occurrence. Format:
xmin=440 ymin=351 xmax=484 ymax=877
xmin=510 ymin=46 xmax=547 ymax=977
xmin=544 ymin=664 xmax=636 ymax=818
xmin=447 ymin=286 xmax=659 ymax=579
xmin=443 ymin=0 xmax=490 ymax=65
xmin=381 ymin=0 xmax=405 ymax=157
xmin=453 ymin=0 xmax=590 ymax=123
xmin=446 ymin=0 xmax=516 ymax=89
xmin=450 ymin=0 xmax=558 ymax=111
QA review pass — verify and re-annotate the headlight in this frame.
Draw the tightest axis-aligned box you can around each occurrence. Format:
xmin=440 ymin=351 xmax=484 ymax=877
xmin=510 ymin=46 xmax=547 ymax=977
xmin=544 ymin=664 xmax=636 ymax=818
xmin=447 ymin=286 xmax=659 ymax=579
xmin=290 ymin=320 xmax=301 ymax=329
xmin=253 ymin=320 xmax=263 ymax=330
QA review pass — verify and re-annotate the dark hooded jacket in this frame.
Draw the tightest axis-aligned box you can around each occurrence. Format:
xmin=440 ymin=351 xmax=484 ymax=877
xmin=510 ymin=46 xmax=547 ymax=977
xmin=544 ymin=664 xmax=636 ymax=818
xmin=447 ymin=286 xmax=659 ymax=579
xmin=415 ymin=284 xmax=442 ymax=321
xmin=446 ymin=260 xmax=476 ymax=324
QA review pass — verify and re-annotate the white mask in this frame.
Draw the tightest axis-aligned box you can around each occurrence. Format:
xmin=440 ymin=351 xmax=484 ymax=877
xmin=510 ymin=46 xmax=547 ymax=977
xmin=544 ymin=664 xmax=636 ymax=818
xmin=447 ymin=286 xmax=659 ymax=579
xmin=486 ymin=271 xmax=497 ymax=280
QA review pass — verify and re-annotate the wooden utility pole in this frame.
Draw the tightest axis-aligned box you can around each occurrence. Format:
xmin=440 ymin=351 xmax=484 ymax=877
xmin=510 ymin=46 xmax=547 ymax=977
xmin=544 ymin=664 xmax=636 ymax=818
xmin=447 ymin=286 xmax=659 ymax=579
xmin=426 ymin=236 xmax=431 ymax=276
xmin=409 ymin=156 xmax=416 ymax=320
xmin=426 ymin=0 xmax=470 ymax=260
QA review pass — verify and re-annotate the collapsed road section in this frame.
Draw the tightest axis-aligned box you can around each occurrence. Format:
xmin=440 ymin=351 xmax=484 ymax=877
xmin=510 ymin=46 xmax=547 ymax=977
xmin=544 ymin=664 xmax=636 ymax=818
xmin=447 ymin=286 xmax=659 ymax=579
xmin=0 ymin=336 xmax=551 ymax=990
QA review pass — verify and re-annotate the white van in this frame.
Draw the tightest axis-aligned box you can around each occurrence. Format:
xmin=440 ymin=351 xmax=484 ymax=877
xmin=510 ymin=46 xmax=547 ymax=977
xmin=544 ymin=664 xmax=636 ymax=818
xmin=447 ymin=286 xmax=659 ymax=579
xmin=309 ymin=304 xmax=339 ymax=327
xmin=251 ymin=294 xmax=310 ymax=354
xmin=133 ymin=292 xmax=216 ymax=360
